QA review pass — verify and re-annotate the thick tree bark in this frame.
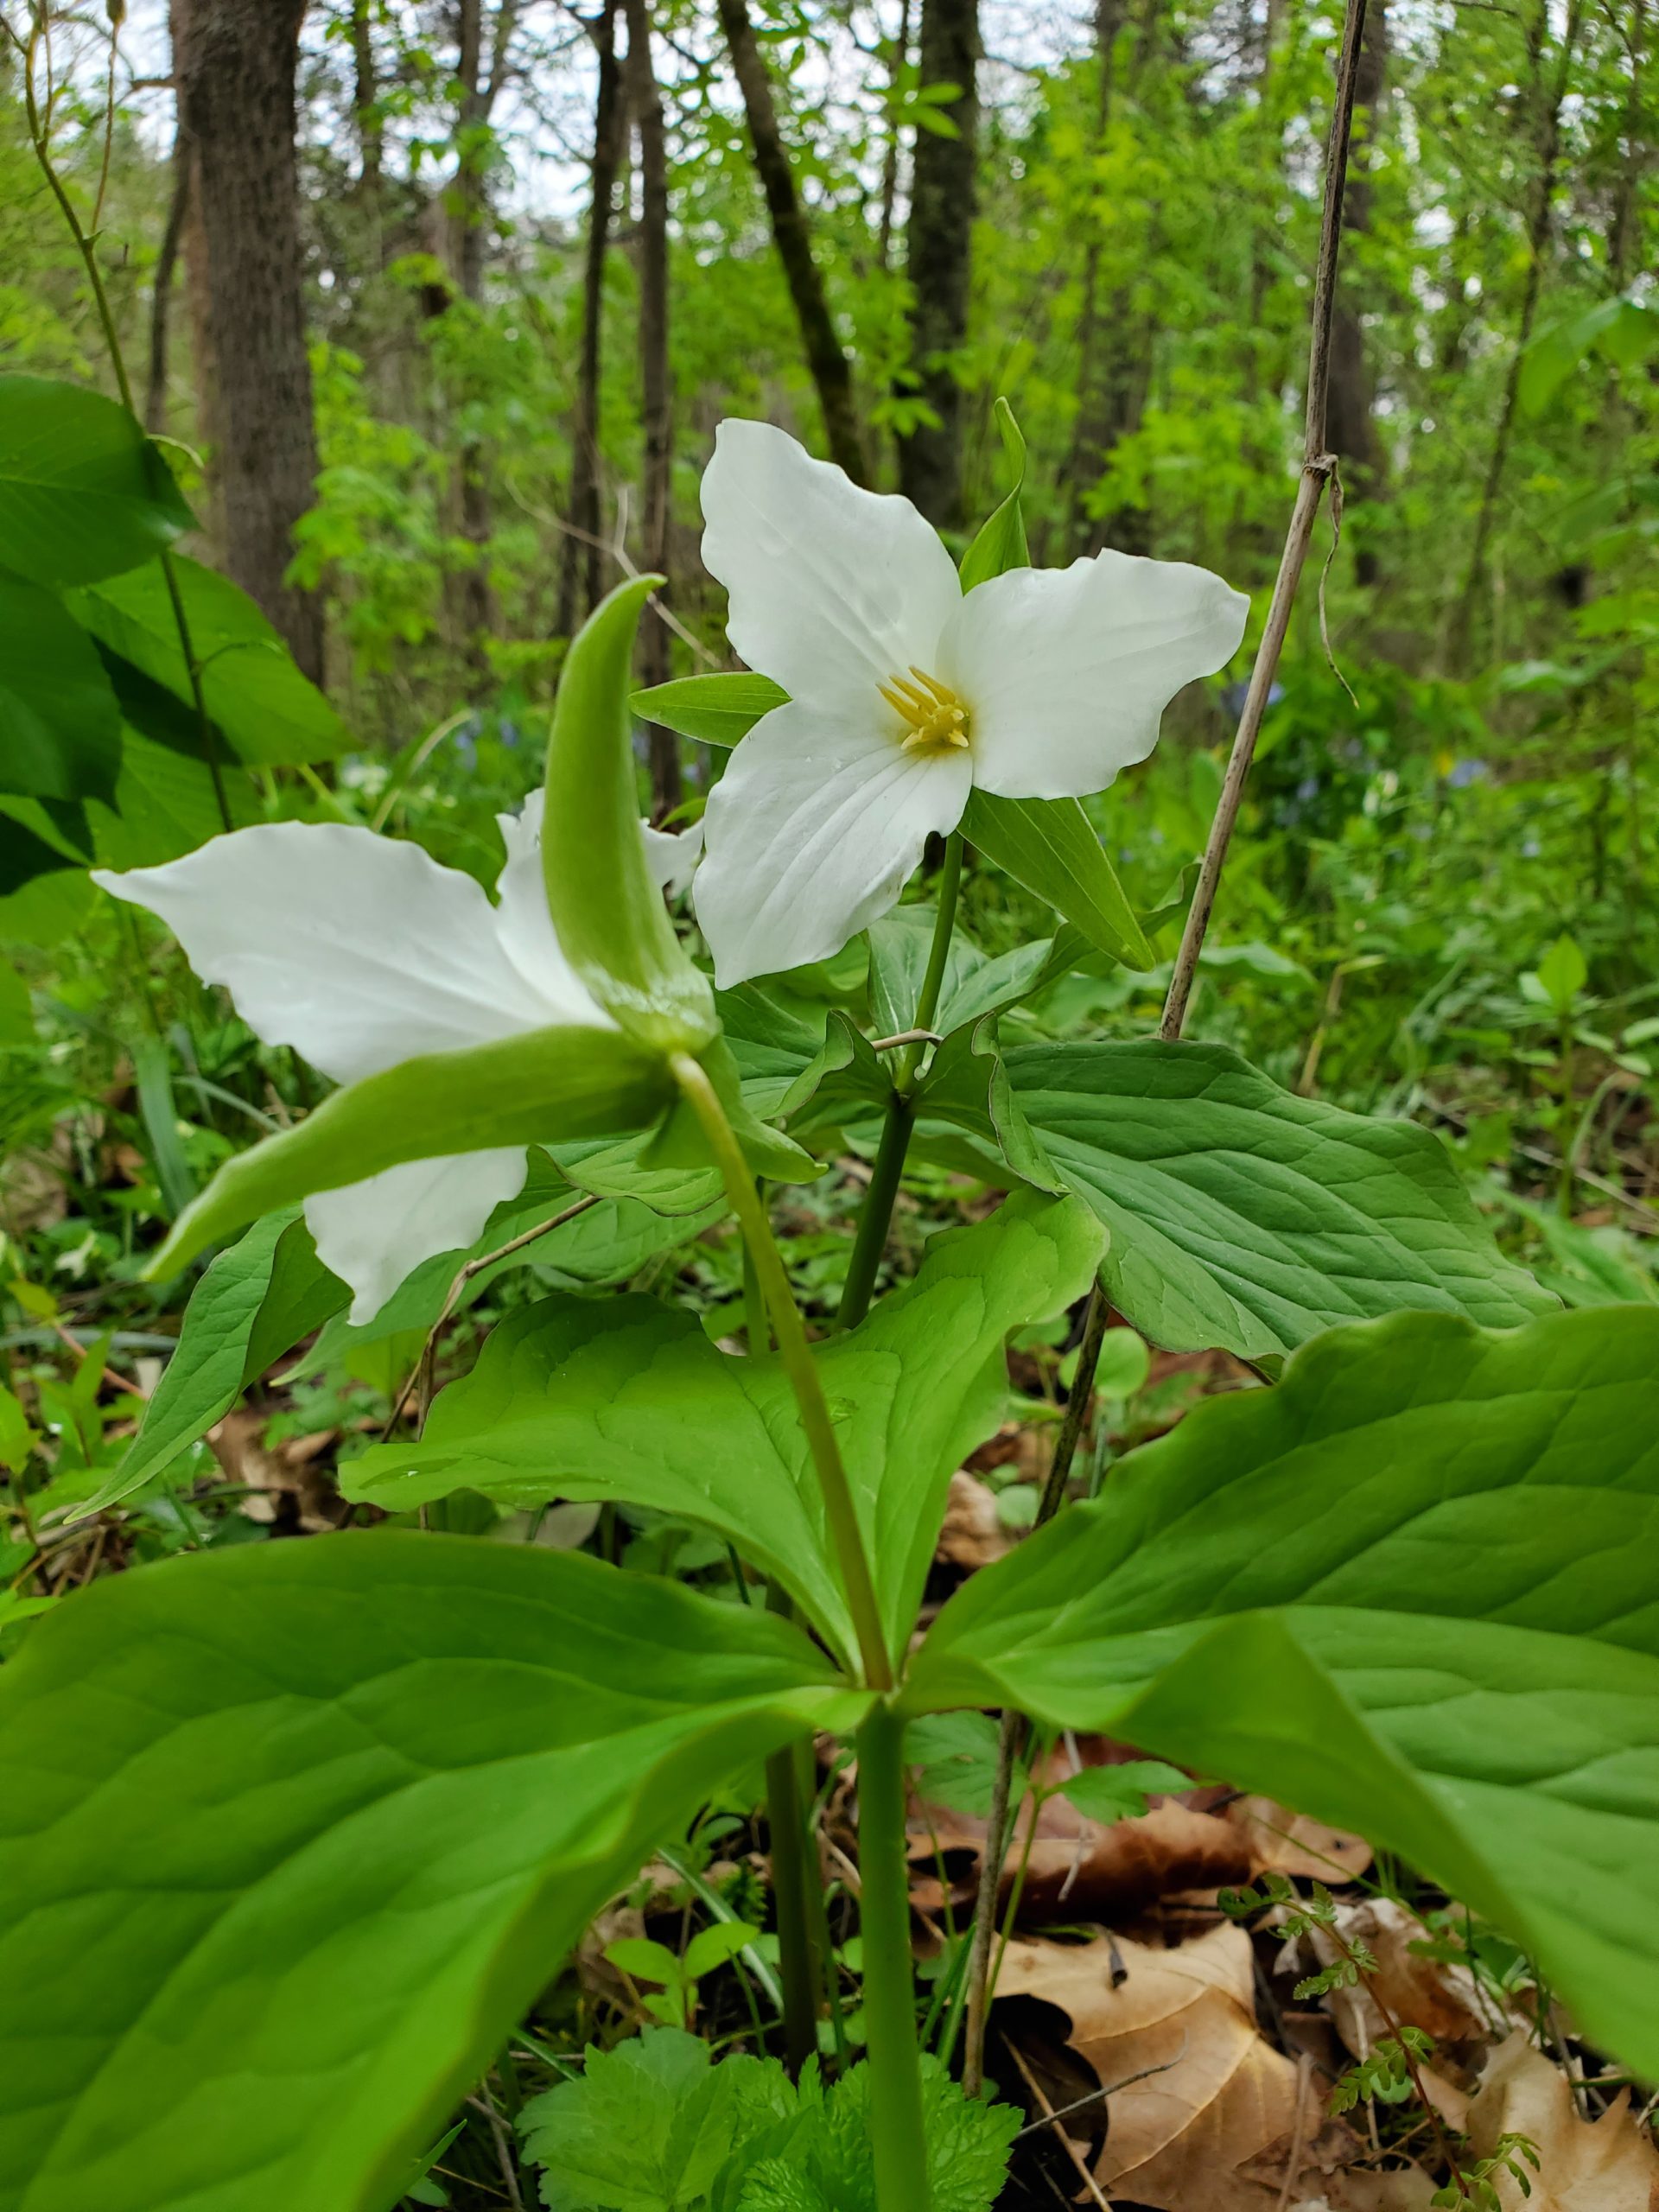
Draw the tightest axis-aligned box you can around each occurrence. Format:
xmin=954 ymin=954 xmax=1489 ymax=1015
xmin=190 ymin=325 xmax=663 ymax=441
xmin=175 ymin=0 xmax=322 ymax=682
xmin=558 ymin=0 xmax=626 ymax=635
xmin=715 ymin=0 xmax=867 ymax=484
xmin=1324 ymin=0 xmax=1389 ymax=584
xmin=897 ymin=0 xmax=978 ymax=525
xmin=349 ymin=0 xmax=383 ymax=201
xmin=625 ymin=0 xmax=681 ymax=821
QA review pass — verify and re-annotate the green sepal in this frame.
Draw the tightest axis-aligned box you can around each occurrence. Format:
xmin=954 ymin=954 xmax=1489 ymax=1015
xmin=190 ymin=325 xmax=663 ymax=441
xmin=543 ymin=578 xmax=717 ymax=1054
xmin=957 ymin=397 xmax=1030 ymax=593
xmin=632 ymin=671 xmax=788 ymax=749
xmin=143 ymin=1024 xmax=675 ymax=1281
xmin=962 ymin=789 xmax=1155 ymax=970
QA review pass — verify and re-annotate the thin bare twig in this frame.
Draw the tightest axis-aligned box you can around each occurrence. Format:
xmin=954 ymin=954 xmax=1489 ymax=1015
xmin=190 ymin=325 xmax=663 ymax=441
xmin=1001 ymin=2039 xmax=1114 ymax=2209
xmin=383 ymin=1196 xmax=600 ymax=1437
xmin=957 ymin=0 xmax=1373 ymax=2106
xmin=1160 ymin=0 xmax=1370 ymax=1046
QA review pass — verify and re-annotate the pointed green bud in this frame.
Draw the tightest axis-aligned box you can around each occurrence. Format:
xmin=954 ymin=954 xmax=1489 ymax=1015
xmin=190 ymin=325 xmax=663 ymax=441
xmin=543 ymin=576 xmax=717 ymax=1056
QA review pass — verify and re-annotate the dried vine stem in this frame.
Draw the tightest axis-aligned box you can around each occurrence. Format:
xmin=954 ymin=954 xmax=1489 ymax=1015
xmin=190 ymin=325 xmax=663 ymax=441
xmin=957 ymin=0 xmax=1373 ymax=2101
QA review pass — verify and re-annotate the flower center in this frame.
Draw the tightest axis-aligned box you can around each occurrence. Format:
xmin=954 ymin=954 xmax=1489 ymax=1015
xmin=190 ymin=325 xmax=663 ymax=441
xmin=878 ymin=666 xmax=971 ymax=754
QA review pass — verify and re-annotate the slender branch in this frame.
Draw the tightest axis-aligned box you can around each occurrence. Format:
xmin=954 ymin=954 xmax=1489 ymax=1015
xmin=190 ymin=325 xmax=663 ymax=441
xmin=960 ymin=0 xmax=1373 ymax=2097
xmin=1160 ymin=0 xmax=1370 ymax=1046
xmin=384 ymin=1195 xmax=600 ymax=1436
xmin=671 ymin=1054 xmax=892 ymax=1689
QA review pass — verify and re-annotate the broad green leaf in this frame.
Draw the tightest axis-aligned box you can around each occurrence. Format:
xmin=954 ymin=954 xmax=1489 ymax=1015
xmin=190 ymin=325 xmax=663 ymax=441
xmin=718 ymin=980 xmax=835 ymax=1115
xmin=145 ymin=1025 xmax=675 ymax=1280
xmin=640 ymin=1032 xmax=823 ymax=1184
xmin=71 ymin=556 xmax=347 ymax=766
xmin=957 ymin=397 xmax=1029 ymax=593
xmin=1518 ymin=297 xmax=1640 ymax=417
xmin=0 ymin=578 xmax=122 ymax=806
xmin=521 ymin=2029 xmax=795 ymax=2212
xmin=961 ymin=790 xmax=1154 ymax=970
xmin=345 ymin=1191 xmax=1104 ymax=1669
xmin=914 ymin=1018 xmax=1066 ymax=1193
xmin=0 ymin=374 xmax=193 ymax=584
xmin=631 ymin=672 xmax=788 ymax=748
xmin=906 ymin=1304 xmax=1659 ymax=2076
xmin=81 ymin=1209 xmax=342 ymax=1514
xmin=554 ymin=1128 xmax=724 ymax=1213
xmin=868 ymin=908 xmax=1053 ymax=1042
xmin=950 ymin=1038 xmax=1555 ymax=1360
xmin=89 ymin=725 xmax=256 ymax=868
xmin=1057 ymin=1760 xmax=1191 ymax=1825
xmin=0 ymin=1535 xmax=862 ymax=2212
xmin=0 ymin=814 xmax=83 ymax=898
xmin=300 ymin=1168 xmax=726 ymax=1374
xmin=543 ymin=578 xmax=716 ymax=1055
xmin=1532 ymin=933 xmax=1587 ymax=1014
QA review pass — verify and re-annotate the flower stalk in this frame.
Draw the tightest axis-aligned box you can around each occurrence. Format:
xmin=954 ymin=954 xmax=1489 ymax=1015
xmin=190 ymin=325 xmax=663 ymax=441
xmin=837 ymin=832 xmax=963 ymax=1331
xmin=669 ymin=1052 xmax=893 ymax=1691
xmin=855 ymin=1699 xmax=932 ymax=2212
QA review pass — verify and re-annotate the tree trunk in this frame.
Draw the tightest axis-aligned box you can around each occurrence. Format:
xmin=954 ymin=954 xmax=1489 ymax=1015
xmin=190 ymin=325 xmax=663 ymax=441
xmin=876 ymin=0 xmax=912 ymax=274
xmin=715 ymin=0 xmax=867 ymax=484
xmin=144 ymin=127 xmax=190 ymax=434
xmin=1323 ymin=0 xmax=1389 ymax=584
xmin=625 ymin=0 xmax=681 ymax=822
xmin=897 ymin=0 xmax=978 ymax=525
xmin=443 ymin=0 xmax=516 ymax=669
xmin=1446 ymin=0 xmax=1584 ymax=666
xmin=558 ymin=0 xmax=626 ymax=636
xmin=1065 ymin=0 xmax=1156 ymax=556
xmin=175 ymin=0 xmax=322 ymax=682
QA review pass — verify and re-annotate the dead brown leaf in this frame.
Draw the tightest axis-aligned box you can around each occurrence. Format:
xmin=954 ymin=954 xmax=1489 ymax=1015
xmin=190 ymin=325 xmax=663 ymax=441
xmin=209 ymin=1408 xmax=342 ymax=1533
xmin=993 ymin=1925 xmax=1396 ymax=2210
xmin=1466 ymin=2031 xmax=1659 ymax=2211
xmin=935 ymin=1470 xmax=1014 ymax=1570
xmin=1225 ymin=1795 xmax=1374 ymax=1884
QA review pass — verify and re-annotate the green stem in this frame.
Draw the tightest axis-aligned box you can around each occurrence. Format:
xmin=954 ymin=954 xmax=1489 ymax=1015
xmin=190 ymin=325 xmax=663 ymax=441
xmin=671 ymin=1054 xmax=892 ymax=1690
xmin=836 ymin=1091 xmax=911 ymax=1332
xmin=16 ymin=15 xmax=234 ymax=835
xmin=764 ymin=1739 xmax=822 ymax=2075
xmin=855 ymin=1700 xmax=931 ymax=2212
xmin=836 ymin=834 xmax=963 ymax=1332
xmin=895 ymin=832 xmax=963 ymax=1091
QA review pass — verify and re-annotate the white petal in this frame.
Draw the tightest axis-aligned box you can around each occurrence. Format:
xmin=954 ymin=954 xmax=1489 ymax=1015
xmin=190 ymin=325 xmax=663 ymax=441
xmin=938 ymin=552 xmax=1250 ymax=800
xmin=693 ymin=700 xmax=971 ymax=988
xmin=700 ymin=419 xmax=961 ymax=720
xmin=306 ymin=1149 xmax=530 ymax=1325
xmin=492 ymin=792 xmax=612 ymax=1023
xmin=640 ymin=815 xmax=704 ymax=897
xmin=93 ymin=823 xmax=579 ymax=1086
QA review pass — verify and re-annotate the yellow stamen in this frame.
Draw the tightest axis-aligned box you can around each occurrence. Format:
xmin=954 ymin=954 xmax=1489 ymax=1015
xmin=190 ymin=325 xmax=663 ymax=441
xmin=879 ymin=665 xmax=970 ymax=754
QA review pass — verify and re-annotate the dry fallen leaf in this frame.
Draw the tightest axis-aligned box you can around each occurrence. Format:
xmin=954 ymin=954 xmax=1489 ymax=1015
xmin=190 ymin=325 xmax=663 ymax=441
xmin=995 ymin=1925 xmax=1377 ymax=2210
xmin=935 ymin=1470 xmax=1014 ymax=1570
xmin=1466 ymin=2030 xmax=1659 ymax=2211
xmin=1225 ymin=1795 xmax=1374 ymax=1884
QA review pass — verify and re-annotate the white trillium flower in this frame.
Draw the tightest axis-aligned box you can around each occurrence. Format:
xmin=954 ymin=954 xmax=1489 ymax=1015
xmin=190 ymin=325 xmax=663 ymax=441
xmin=92 ymin=795 xmax=702 ymax=1325
xmin=691 ymin=419 xmax=1251 ymax=988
